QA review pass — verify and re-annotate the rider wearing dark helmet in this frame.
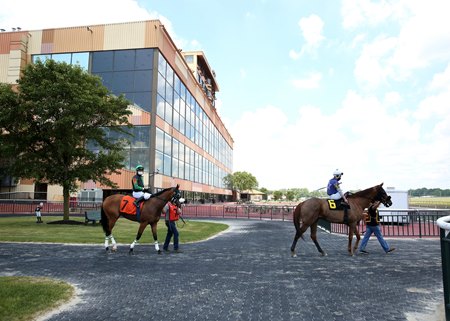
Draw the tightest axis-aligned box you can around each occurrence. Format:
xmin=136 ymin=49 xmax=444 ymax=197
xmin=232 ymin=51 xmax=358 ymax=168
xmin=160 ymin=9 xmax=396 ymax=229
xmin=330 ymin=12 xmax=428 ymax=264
xmin=132 ymin=165 xmax=151 ymax=207
xmin=327 ymin=169 xmax=349 ymax=207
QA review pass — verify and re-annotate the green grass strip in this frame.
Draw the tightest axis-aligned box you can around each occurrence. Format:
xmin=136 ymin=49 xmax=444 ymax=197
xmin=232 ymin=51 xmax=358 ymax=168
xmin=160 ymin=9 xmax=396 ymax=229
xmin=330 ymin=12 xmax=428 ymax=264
xmin=0 ymin=276 xmax=74 ymax=321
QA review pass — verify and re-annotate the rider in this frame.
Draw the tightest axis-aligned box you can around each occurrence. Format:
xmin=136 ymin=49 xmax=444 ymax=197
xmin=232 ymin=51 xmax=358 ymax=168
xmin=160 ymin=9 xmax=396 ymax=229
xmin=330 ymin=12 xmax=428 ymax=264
xmin=132 ymin=165 xmax=151 ymax=208
xmin=327 ymin=169 xmax=349 ymax=207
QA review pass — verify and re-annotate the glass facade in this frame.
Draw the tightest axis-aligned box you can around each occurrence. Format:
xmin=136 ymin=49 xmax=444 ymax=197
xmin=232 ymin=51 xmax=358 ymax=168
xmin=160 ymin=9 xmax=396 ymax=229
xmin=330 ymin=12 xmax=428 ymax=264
xmin=32 ymin=48 xmax=232 ymax=190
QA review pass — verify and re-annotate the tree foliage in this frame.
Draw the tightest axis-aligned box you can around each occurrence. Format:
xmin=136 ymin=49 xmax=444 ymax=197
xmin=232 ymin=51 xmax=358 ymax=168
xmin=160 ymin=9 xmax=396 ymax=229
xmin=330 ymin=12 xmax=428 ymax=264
xmin=223 ymin=171 xmax=258 ymax=192
xmin=0 ymin=60 xmax=132 ymax=219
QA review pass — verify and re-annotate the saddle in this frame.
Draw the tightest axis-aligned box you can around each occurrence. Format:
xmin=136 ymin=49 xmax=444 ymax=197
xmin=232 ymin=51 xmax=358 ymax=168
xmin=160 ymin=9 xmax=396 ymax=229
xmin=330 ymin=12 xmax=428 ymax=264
xmin=120 ymin=196 xmax=143 ymax=215
xmin=327 ymin=198 xmax=350 ymax=225
xmin=326 ymin=199 xmax=350 ymax=211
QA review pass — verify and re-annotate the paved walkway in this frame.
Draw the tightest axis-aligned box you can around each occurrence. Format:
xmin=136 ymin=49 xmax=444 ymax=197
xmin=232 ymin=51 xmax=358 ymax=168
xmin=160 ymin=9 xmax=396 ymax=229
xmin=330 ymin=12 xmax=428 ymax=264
xmin=0 ymin=219 xmax=445 ymax=321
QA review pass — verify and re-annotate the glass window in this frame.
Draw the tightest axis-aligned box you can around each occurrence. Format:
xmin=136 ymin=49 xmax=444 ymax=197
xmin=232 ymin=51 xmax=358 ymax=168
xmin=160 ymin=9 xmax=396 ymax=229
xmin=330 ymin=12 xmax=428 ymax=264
xmin=157 ymin=72 xmax=165 ymax=97
xmin=165 ymin=101 xmax=172 ymax=125
xmin=129 ymin=126 xmax=149 ymax=148
xmin=156 ymin=95 xmax=165 ymax=119
xmin=112 ymin=71 xmax=134 ymax=93
xmin=132 ymin=92 xmax=152 ymax=112
xmin=130 ymin=148 xmax=149 ymax=170
xmin=95 ymin=72 xmax=113 ymax=89
xmin=158 ymin=53 xmax=167 ymax=77
xmin=184 ymin=55 xmax=194 ymax=63
xmin=172 ymin=158 xmax=179 ymax=178
xmin=179 ymin=160 xmax=185 ymax=179
xmin=156 ymin=128 xmax=164 ymax=152
xmin=32 ymin=54 xmax=51 ymax=63
xmin=134 ymin=70 xmax=152 ymax=91
xmin=72 ymin=52 xmax=89 ymax=70
xmin=166 ymin=64 xmax=174 ymax=87
xmin=114 ymin=50 xmax=135 ymax=71
xmin=155 ymin=151 xmax=164 ymax=173
xmin=164 ymin=132 xmax=171 ymax=155
xmin=92 ymin=51 xmax=113 ymax=72
xmin=172 ymin=139 xmax=179 ymax=159
xmin=165 ymin=82 xmax=173 ymax=107
xmin=51 ymin=53 xmax=72 ymax=64
xmin=135 ymin=49 xmax=153 ymax=70
xmin=163 ymin=154 xmax=171 ymax=176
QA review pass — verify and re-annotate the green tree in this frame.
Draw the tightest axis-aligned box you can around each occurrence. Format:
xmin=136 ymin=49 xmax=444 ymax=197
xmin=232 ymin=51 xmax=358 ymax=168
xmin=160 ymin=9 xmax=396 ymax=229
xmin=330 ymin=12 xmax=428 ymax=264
xmin=285 ymin=189 xmax=296 ymax=201
xmin=259 ymin=187 xmax=268 ymax=200
xmin=222 ymin=171 xmax=258 ymax=193
xmin=273 ymin=190 xmax=283 ymax=201
xmin=0 ymin=60 xmax=132 ymax=220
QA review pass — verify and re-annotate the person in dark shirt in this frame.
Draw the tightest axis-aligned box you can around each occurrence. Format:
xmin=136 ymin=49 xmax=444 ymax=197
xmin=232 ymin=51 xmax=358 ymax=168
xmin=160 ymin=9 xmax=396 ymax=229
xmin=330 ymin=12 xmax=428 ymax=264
xmin=359 ymin=200 xmax=395 ymax=254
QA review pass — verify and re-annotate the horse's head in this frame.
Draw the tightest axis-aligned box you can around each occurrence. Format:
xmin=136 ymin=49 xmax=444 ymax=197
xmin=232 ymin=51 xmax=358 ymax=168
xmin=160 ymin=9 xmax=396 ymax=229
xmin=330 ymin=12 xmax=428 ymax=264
xmin=170 ymin=184 xmax=181 ymax=204
xmin=374 ymin=183 xmax=392 ymax=207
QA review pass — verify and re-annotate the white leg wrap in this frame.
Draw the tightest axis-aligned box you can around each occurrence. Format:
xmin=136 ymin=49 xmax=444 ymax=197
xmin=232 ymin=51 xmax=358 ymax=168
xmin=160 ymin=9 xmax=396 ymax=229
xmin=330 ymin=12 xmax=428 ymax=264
xmin=130 ymin=239 xmax=138 ymax=249
xmin=104 ymin=237 xmax=109 ymax=248
xmin=154 ymin=241 xmax=160 ymax=251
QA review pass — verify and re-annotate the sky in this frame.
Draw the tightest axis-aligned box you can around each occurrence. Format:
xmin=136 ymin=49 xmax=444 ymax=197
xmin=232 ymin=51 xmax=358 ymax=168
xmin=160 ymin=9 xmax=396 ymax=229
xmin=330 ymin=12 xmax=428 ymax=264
xmin=1 ymin=0 xmax=450 ymax=191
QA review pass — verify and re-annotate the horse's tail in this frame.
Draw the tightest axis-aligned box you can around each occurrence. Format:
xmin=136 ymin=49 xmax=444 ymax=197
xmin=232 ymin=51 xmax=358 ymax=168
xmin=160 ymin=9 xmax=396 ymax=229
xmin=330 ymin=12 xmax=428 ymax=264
xmin=293 ymin=202 xmax=303 ymax=233
xmin=100 ymin=205 xmax=109 ymax=235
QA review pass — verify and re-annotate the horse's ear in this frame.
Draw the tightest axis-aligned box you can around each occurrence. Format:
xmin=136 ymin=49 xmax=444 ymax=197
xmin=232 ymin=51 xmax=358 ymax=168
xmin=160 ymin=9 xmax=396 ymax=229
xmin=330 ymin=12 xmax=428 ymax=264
xmin=380 ymin=182 xmax=384 ymax=186
xmin=176 ymin=184 xmax=180 ymax=189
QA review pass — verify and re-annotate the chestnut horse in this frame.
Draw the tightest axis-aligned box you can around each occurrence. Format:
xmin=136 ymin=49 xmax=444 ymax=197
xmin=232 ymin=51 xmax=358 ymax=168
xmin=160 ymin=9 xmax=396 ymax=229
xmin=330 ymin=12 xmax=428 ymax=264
xmin=290 ymin=183 xmax=392 ymax=257
xmin=101 ymin=184 xmax=180 ymax=254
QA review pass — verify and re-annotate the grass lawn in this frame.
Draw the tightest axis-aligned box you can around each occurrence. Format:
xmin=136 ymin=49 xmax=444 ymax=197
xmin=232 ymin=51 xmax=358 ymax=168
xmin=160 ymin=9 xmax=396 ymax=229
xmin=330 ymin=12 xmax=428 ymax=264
xmin=0 ymin=216 xmax=228 ymax=244
xmin=0 ymin=276 xmax=74 ymax=321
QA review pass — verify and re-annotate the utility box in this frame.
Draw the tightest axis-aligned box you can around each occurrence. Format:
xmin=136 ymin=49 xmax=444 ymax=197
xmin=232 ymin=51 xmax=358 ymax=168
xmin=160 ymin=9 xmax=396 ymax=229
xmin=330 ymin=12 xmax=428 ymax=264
xmin=379 ymin=187 xmax=409 ymax=223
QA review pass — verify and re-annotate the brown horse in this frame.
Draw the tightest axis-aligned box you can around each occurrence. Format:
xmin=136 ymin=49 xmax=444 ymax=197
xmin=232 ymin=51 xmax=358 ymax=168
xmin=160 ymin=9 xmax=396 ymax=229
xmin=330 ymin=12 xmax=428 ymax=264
xmin=101 ymin=184 xmax=180 ymax=254
xmin=290 ymin=183 xmax=392 ymax=257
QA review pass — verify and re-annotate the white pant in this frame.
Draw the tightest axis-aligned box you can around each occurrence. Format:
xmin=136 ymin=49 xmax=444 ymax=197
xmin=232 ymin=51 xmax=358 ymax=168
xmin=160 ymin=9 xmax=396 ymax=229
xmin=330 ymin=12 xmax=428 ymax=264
xmin=329 ymin=192 xmax=343 ymax=200
xmin=132 ymin=191 xmax=151 ymax=200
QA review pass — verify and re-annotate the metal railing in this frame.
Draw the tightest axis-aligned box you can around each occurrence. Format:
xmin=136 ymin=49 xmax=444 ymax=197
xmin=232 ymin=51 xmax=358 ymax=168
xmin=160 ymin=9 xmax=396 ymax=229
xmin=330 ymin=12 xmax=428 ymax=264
xmin=437 ymin=216 xmax=450 ymax=320
xmin=1 ymin=201 xmax=448 ymax=239
xmin=328 ymin=209 xmax=450 ymax=238
xmin=181 ymin=203 xmax=296 ymax=221
xmin=0 ymin=199 xmax=100 ymax=214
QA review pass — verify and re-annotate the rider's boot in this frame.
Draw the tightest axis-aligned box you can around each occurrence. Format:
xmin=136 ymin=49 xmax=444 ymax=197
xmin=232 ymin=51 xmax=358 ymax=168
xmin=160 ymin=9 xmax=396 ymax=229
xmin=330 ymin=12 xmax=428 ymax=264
xmin=134 ymin=196 xmax=145 ymax=207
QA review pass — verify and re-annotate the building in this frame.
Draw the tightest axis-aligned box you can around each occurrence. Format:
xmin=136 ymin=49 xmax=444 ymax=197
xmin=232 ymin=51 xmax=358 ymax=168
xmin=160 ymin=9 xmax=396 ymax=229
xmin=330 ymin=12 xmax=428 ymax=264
xmin=0 ymin=20 xmax=233 ymax=203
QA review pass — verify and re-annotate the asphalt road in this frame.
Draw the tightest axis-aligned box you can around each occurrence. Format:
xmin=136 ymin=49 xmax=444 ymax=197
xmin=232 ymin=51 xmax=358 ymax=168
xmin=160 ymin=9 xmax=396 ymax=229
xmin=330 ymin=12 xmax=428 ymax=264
xmin=0 ymin=219 xmax=445 ymax=321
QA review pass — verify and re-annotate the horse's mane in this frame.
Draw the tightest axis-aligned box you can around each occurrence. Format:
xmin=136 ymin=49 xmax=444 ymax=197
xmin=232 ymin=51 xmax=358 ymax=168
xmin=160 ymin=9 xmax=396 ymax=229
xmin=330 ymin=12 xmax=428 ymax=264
xmin=151 ymin=186 xmax=174 ymax=197
xmin=348 ymin=184 xmax=381 ymax=198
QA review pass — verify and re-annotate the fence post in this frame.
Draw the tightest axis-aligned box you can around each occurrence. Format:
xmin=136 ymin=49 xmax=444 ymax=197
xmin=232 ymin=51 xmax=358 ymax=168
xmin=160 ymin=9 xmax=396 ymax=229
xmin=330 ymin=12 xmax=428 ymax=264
xmin=437 ymin=216 xmax=450 ymax=321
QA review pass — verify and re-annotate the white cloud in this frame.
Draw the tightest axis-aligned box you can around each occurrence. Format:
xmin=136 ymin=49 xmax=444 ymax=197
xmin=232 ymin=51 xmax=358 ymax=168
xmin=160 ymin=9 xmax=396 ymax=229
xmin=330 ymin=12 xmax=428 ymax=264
xmin=429 ymin=63 xmax=450 ymax=92
xmin=341 ymin=0 xmax=406 ymax=30
xmin=230 ymin=89 xmax=448 ymax=190
xmin=289 ymin=14 xmax=325 ymax=60
xmin=354 ymin=35 xmax=397 ymax=88
xmin=292 ymin=72 xmax=322 ymax=90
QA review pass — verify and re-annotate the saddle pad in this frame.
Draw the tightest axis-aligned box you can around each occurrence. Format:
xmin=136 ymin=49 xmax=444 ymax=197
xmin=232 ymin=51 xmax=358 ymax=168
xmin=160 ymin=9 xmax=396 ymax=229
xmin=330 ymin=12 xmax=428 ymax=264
xmin=327 ymin=199 xmax=346 ymax=210
xmin=120 ymin=196 xmax=143 ymax=215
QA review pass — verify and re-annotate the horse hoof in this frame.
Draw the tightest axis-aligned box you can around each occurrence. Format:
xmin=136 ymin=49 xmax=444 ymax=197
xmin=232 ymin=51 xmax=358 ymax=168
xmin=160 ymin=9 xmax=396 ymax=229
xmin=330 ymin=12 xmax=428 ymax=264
xmin=158 ymin=250 xmax=162 ymax=255
xmin=321 ymin=252 xmax=327 ymax=257
xmin=105 ymin=247 xmax=109 ymax=252
xmin=129 ymin=249 xmax=134 ymax=255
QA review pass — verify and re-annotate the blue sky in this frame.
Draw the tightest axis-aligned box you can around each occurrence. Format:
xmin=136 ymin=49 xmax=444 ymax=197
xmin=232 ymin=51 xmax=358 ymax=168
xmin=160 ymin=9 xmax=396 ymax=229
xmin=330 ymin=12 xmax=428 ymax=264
xmin=1 ymin=0 xmax=450 ymax=191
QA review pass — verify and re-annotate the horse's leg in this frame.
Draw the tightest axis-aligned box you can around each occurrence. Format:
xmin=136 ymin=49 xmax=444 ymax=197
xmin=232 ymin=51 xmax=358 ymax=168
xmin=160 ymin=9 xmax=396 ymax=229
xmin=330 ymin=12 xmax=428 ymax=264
xmin=129 ymin=222 xmax=148 ymax=255
xmin=310 ymin=222 xmax=327 ymax=256
xmin=103 ymin=215 xmax=118 ymax=252
xmin=150 ymin=223 xmax=161 ymax=254
xmin=290 ymin=224 xmax=308 ymax=257
xmin=348 ymin=224 xmax=355 ymax=256
xmin=354 ymin=223 xmax=361 ymax=253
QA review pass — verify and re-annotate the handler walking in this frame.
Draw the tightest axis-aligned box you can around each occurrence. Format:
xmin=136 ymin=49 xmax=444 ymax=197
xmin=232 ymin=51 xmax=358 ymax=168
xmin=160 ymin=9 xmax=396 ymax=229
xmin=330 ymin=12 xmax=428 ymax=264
xmin=359 ymin=200 xmax=395 ymax=254
xmin=162 ymin=201 xmax=182 ymax=253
